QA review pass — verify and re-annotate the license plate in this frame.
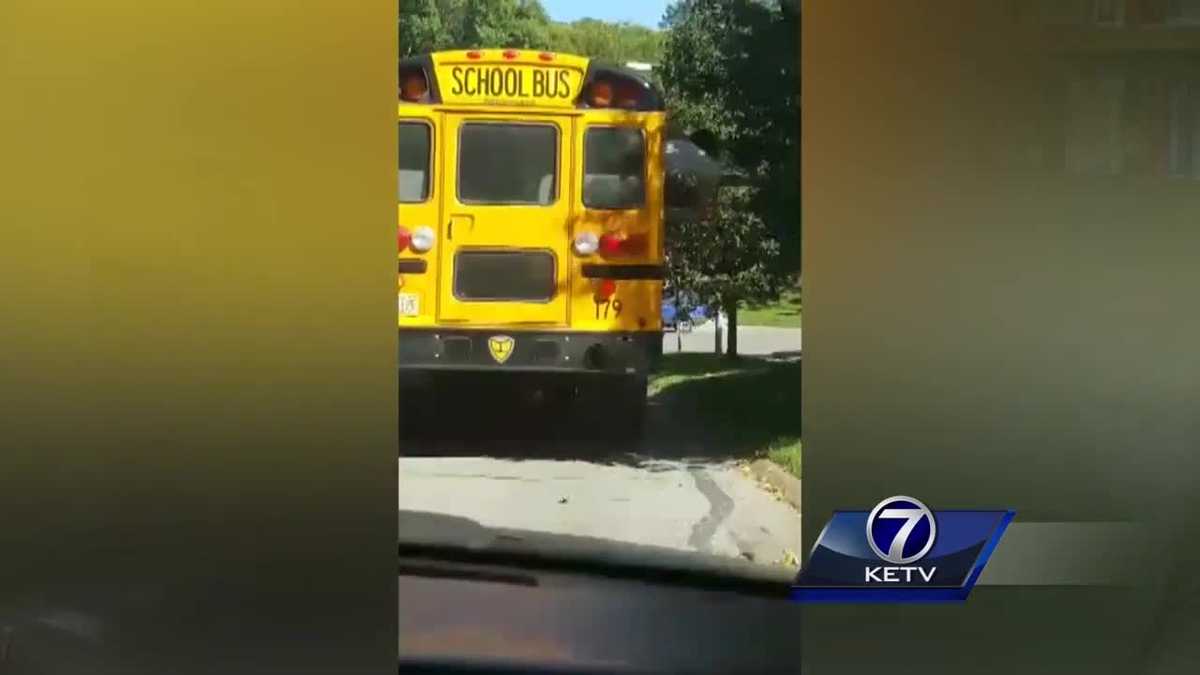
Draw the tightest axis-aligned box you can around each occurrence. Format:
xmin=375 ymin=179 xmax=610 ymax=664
xmin=398 ymin=293 xmax=419 ymax=317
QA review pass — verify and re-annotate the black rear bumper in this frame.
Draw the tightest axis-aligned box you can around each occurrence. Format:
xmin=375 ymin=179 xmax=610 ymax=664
xmin=398 ymin=329 xmax=662 ymax=376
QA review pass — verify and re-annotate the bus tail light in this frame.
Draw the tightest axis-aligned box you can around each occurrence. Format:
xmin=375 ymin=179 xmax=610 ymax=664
xmin=596 ymin=279 xmax=617 ymax=300
xmin=397 ymin=226 xmax=412 ymax=252
xmin=573 ymin=232 xmax=599 ymax=256
xmin=599 ymin=233 xmax=622 ymax=256
xmin=597 ymin=232 xmax=648 ymax=258
xmin=621 ymin=233 xmax=648 ymax=255
xmin=409 ymin=226 xmax=436 ymax=253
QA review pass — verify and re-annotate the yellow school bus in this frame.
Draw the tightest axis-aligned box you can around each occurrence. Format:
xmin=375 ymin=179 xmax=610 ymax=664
xmin=398 ymin=49 xmax=666 ymax=431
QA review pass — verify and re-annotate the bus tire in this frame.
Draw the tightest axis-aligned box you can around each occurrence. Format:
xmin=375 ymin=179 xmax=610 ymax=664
xmin=398 ymin=372 xmax=436 ymax=439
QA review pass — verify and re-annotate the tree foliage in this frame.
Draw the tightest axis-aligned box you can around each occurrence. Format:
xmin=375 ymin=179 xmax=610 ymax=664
xmin=666 ymin=186 xmax=782 ymax=356
xmin=659 ymin=0 xmax=799 ymax=267
xmin=659 ymin=0 xmax=799 ymax=356
xmin=399 ymin=0 xmax=662 ymax=63
xmin=548 ymin=19 xmax=663 ymax=65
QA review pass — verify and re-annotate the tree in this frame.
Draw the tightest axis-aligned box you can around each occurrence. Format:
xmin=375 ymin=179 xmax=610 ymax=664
xmin=659 ymin=0 xmax=799 ymax=356
xmin=667 ymin=186 xmax=782 ymax=358
xmin=553 ymin=19 xmax=662 ymax=64
xmin=458 ymin=0 xmax=552 ymax=49
xmin=401 ymin=0 xmax=548 ymax=53
xmin=400 ymin=0 xmax=664 ymax=63
xmin=400 ymin=0 xmax=450 ymax=57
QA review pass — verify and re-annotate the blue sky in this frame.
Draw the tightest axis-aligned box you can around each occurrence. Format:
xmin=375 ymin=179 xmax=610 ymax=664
xmin=542 ymin=0 xmax=670 ymax=29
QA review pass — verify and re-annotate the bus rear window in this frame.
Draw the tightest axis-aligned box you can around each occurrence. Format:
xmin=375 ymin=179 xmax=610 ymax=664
xmin=399 ymin=122 xmax=431 ymax=203
xmin=584 ymin=127 xmax=646 ymax=209
xmin=458 ymin=124 xmax=557 ymax=205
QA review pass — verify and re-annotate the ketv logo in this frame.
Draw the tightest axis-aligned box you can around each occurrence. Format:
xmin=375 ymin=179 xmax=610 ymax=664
xmin=792 ymin=496 xmax=1014 ymax=603
xmin=864 ymin=496 xmax=938 ymax=583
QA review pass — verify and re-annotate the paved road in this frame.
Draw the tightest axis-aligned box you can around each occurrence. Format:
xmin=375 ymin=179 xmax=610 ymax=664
xmin=398 ymin=374 xmax=802 ymax=568
xmin=399 ymin=456 xmax=800 ymax=565
xmin=663 ymin=323 xmax=802 ymax=357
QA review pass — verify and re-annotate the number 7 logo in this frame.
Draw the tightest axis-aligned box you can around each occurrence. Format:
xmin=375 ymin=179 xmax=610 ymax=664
xmin=866 ymin=496 xmax=938 ymax=565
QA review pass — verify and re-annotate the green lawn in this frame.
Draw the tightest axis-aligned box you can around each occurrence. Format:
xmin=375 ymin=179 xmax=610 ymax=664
xmin=649 ymin=353 xmax=802 ymax=478
xmin=738 ymin=289 xmax=802 ymax=328
xmin=647 ymin=352 xmax=770 ymax=397
xmin=766 ymin=437 xmax=802 ymax=479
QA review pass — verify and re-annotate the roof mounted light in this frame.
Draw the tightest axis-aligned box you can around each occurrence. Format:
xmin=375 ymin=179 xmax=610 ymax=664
xmin=398 ymin=56 xmax=441 ymax=104
xmin=588 ymin=81 xmax=614 ymax=108
xmin=400 ymin=73 xmax=428 ymax=102
xmin=577 ymin=66 xmax=663 ymax=111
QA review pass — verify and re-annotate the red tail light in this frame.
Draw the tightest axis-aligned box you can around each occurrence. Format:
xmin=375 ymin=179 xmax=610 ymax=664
xmin=596 ymin=279 xmax=617 ymax=300
xmin=599 ymin=233 xmax=623 ymax=256
xmin=622 ymin=233 xmax=648 ymax=255
xmin=598 ymin=232 xmax=649 ymax=257
xmin=397 ymin=227 xmax=412 ymax=252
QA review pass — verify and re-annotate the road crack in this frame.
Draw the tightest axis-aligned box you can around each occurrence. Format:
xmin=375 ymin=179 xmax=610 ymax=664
xmin=686 ymin=467 xmax=734 ymax=553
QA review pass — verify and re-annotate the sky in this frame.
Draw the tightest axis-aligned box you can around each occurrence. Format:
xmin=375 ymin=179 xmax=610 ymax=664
xmin=541 ymin=0 xmax=671 ymax=29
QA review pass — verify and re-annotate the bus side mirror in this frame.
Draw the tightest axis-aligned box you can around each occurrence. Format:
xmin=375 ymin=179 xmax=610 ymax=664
xmin=688 ymin=129 xmax=720 ymax=158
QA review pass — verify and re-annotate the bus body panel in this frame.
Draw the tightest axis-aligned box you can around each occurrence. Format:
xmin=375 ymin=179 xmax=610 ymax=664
xmin=436 ymin=111 xmax=574 ymax=328
xmin=569 ymin=110 xmax=665 ymax=335
xmin=399 ymin=51 xmax=665 ymax=378
xmin=398 ymin=106 xmax=441 ymax=328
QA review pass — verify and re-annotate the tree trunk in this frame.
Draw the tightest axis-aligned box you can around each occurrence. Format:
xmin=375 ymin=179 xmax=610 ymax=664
xmin=713 ymin=310 xmax=723 ymax=356
xmin=726 ymin=302 xmax=739 ymax=359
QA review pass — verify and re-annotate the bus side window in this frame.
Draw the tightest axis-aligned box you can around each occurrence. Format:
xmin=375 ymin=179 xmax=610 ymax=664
xmin=399 ymin=122 xmax=432 ymax=203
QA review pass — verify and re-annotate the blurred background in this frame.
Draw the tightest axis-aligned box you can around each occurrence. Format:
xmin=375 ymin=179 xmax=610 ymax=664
xmin=805 ymin=1 xmax=1200 ymax=672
